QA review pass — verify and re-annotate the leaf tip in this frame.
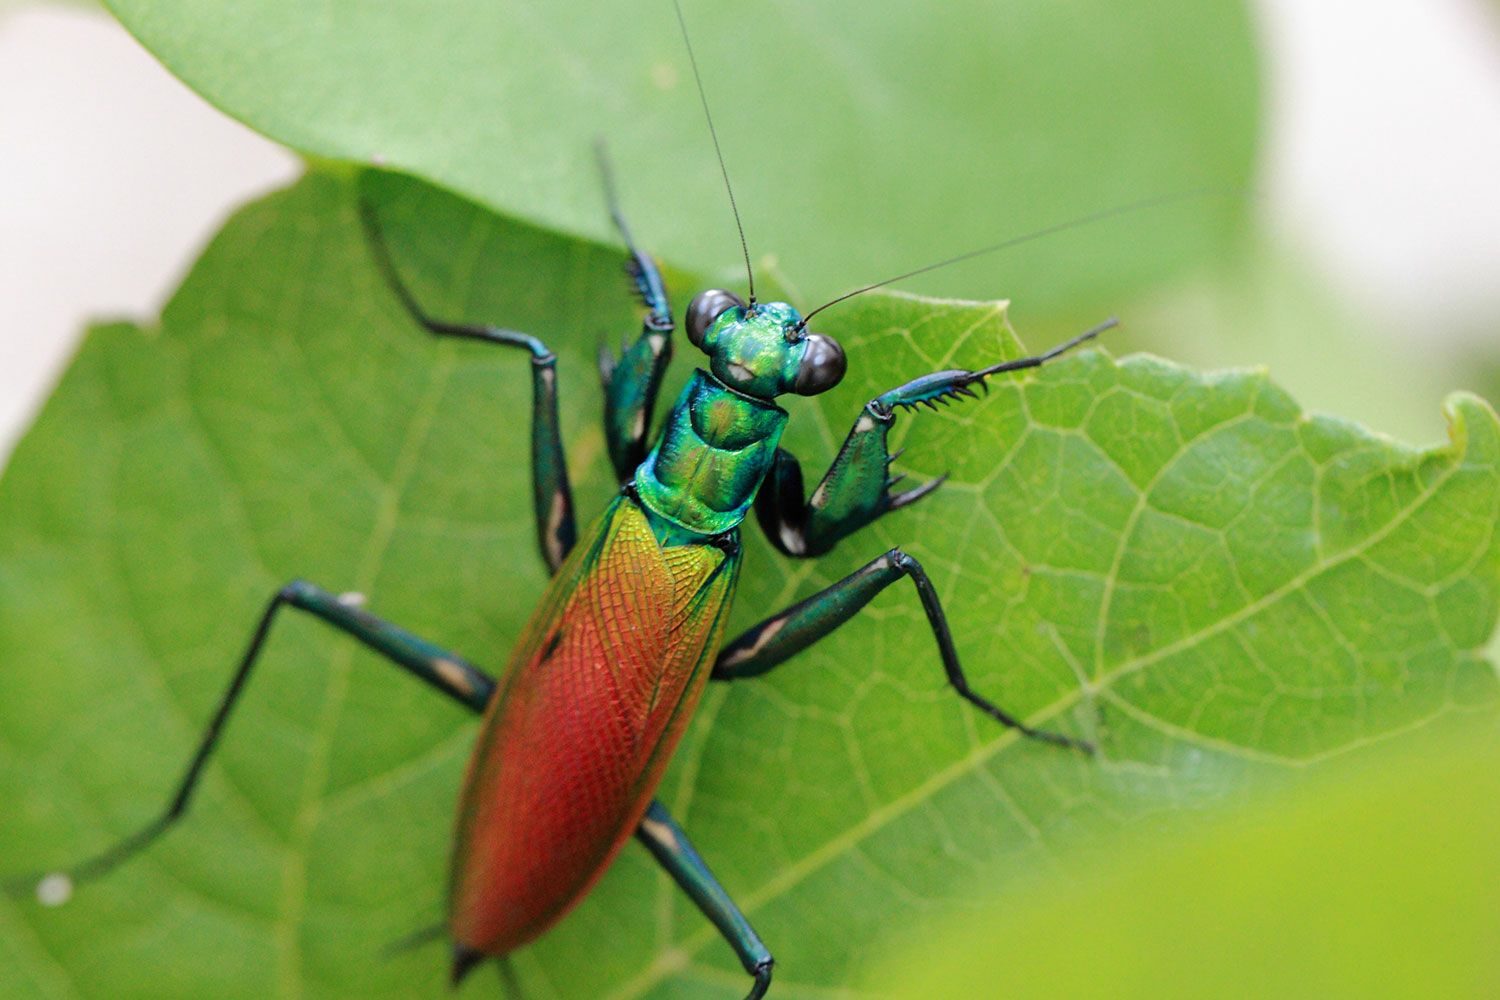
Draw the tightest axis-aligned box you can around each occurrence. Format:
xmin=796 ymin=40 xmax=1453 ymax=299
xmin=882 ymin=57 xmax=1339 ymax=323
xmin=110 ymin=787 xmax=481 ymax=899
xmin=1441 ymin=391 xmax=1500 ymax=465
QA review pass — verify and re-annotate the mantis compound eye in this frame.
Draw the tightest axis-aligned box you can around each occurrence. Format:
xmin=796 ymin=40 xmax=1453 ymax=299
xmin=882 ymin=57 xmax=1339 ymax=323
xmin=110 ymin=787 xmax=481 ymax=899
xmin=685 ymin=289 xmax=745 ymax=348
xmin=793 ymin=333 xmax=846 ymax=395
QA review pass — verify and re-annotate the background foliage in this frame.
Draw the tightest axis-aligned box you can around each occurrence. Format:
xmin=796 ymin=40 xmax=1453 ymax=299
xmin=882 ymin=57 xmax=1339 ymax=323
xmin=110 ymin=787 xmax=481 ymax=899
xmin=1 ymin=1 xmax=1496 ymax=998
xmin=876 ymin=721 xmax=1500 ymax=999
xmin=103 ymin=0 xmax=1257 ymax=318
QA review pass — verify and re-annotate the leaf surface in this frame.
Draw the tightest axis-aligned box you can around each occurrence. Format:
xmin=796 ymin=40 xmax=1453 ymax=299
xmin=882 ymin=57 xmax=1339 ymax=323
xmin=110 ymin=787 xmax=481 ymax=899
xmin=0 ymin=172 xmax=1496 ymax=999
xmin=873 ymin=722 xmax=1500 ymax=999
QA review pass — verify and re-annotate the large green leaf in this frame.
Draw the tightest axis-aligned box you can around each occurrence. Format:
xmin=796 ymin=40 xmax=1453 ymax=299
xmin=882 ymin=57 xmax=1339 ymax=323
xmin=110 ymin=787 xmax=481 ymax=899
xmin=1 ymin=172 xmax=1496 ymax=1000
xmin=102 ymin=0 xmax=1258 ymax=317
xmin=1125 ymin=232 xmax=1482 ymax=445
xmin=873 ymin=721 xmax=1500 ymax=998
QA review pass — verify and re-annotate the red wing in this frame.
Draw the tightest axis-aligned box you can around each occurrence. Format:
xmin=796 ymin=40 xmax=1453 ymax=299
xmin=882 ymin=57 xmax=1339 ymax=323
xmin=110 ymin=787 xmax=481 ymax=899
xmin=449 ymin=496 xmax=739 ymax=955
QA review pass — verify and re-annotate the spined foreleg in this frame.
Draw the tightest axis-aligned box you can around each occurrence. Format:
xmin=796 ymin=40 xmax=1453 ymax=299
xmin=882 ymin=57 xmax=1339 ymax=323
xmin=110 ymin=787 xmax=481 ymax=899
xmin=755 ymin=318 xmax=1117 ymax=558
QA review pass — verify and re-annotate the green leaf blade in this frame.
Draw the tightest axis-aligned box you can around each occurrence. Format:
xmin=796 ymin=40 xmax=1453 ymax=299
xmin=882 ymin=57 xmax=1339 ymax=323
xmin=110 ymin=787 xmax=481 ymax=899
xmin=102 ymin=0 xmax=1260 ymax=317
xmin=872 ymin=723 xmax=1500 ymax=1000
xmin=0 ymin=170 xmax=1496 ymax=999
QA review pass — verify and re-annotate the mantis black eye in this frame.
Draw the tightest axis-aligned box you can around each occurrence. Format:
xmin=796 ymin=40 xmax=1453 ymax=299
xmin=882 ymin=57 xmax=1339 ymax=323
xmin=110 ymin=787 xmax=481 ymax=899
xmin=793 ymin=332 xmax=846 ymax=395
xmin=686 ymin=289 xmax=745 ymax=348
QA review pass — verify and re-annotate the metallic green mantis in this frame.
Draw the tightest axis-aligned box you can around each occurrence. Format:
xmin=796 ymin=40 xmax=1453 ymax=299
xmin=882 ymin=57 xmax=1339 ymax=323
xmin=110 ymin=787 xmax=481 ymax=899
xmin=10 ymin=7 xmax=1120 ymax=996
xmin=13 ymin=164 xmax=1111 ymax=995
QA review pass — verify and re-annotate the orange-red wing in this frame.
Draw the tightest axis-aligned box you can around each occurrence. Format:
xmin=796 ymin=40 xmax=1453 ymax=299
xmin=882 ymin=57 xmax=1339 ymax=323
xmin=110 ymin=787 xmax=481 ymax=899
xmin=449 ymin=495 xmax=740 ymax=955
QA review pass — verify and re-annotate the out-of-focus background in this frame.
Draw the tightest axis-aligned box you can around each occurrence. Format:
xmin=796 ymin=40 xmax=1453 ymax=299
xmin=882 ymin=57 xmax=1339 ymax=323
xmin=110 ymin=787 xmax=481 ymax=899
xmin=3 ymin=0 xmax=1498 ymax=464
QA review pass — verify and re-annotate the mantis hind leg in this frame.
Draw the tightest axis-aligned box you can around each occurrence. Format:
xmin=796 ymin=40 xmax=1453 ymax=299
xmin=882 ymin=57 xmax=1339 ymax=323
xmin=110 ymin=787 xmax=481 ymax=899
xmin=637 ymin=801 xmax=774 ymax=1000
xmin=714 ymin=549 xmax=1092 ymax=753
xmin=360 ymin=193 xmax=578 ymax=572
xmin=6 ymin=580 xmax=495 ymax=902
xmin=450 ymin=806 xmax=775 ymax=995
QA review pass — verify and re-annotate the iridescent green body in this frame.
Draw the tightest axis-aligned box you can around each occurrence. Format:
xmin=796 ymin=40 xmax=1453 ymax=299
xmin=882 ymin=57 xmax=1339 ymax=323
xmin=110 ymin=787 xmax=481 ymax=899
xmin=441 ymin=280 xmax=1103 ymax=986
xmin=450 ymin=297 xmax=827 ymax=960
xmin=636 ymin=300 xmax=806 ymax=539
xmin=635 ymin=370 xmax=787 ymax=537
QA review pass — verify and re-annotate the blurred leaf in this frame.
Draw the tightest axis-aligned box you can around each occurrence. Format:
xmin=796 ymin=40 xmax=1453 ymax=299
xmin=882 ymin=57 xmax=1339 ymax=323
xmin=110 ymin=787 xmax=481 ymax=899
xmin=102 ymin=0 xmax=1258 ymax=317
xmin=1 ymin=170 xmax=1497 ymax=999
xmin=1124 ymin=232 xmax=1478 ymax=445
xmin=873 ymin=721 xmax=1500 ymax=999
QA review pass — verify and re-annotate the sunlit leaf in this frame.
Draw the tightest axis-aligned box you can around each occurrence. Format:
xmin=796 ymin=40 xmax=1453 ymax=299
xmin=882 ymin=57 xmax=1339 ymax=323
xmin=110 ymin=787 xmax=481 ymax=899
xmin=0 ymin=172 xmax=1495 ymax=999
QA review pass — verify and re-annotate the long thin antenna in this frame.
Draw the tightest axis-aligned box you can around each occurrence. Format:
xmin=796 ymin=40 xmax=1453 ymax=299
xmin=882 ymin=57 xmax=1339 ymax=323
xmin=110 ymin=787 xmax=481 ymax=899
xmin=673 ymin=0 xmax=756 ymax=306
xmin=797 ymin=186 xmax=1243 ymax=329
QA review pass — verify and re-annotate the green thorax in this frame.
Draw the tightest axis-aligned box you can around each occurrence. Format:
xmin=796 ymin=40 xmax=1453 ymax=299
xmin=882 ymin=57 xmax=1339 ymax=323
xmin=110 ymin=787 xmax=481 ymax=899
xmin=634 ymin=369 xmax=788 ymax=537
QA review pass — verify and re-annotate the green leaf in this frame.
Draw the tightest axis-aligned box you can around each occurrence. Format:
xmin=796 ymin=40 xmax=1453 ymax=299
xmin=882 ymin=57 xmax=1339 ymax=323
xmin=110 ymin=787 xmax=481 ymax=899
xmin=1125 ymin=231 xmax=1479 ymax=446
xmin=871 ymin=720 xmax=1500 ymax=999
xmin=102 ymin=0 xmax=1258 ymax=317
xmin=0 ymin=171 xmax=1496 ymax=999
